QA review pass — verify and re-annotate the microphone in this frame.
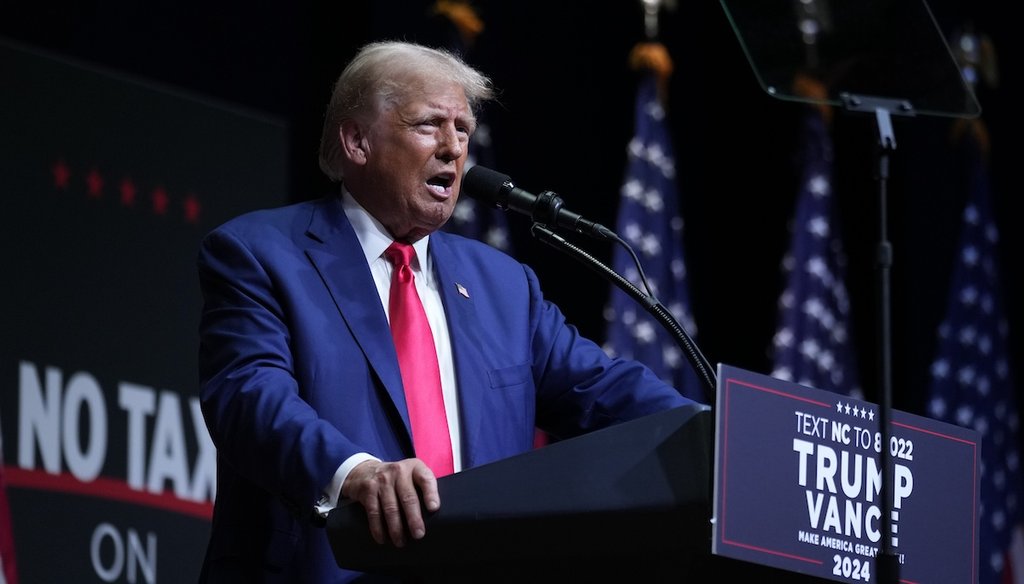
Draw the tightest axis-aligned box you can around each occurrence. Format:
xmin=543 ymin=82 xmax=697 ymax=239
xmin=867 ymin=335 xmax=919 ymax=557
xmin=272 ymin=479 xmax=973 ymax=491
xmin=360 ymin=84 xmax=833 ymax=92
xmin=461 ymin=165 xmax=615 ymax=240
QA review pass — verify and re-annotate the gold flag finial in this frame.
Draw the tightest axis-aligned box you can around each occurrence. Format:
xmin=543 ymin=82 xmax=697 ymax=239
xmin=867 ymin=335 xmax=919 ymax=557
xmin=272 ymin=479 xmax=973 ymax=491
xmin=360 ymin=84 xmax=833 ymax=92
xmin=629 ymin=41 xmax=674 ymax=104
xmin=433 ymin=1 xmax=485 ymax=47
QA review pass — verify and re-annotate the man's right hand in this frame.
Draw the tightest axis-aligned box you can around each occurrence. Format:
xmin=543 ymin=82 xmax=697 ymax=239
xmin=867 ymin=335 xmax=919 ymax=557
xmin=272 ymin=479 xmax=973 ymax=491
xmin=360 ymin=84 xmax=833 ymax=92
xmin=341 ymin=458 xmax=440 ymax=547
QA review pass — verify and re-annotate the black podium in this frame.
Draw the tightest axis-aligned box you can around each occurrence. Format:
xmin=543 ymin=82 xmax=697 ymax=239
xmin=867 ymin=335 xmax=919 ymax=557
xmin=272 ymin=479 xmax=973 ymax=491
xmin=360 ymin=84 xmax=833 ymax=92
xmin=326 ymin=403 xmax=831 ymax=582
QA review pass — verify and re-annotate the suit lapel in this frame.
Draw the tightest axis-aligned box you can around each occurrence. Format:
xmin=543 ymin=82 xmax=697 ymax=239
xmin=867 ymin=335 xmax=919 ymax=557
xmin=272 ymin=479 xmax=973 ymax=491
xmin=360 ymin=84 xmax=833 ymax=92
xmin=302 ymin=197 xmax=412 ymax=435
xmin=429 ymin=233 xmax=491 ymax=468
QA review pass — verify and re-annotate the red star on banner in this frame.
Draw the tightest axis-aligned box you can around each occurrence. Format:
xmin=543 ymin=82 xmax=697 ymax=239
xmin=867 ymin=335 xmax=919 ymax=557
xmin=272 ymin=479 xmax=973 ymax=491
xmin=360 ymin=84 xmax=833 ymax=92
xmin=183 ymin=193 xmax=201 ymax=224
xmin=52 ymin=158 xmax=71 ymax=189
xmin=86 ymin=168 xmax=104 ymax=198
xmin=152 ymin=186 xmax=169 ymax=215
xmin=120 ymin=177 xmax=137 ymax=207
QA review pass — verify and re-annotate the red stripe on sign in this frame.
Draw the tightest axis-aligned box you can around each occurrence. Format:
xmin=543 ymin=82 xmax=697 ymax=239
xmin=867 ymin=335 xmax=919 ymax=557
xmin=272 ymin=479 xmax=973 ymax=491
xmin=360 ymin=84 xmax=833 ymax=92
xmin=0 ymin=464 xmax=20 ymax=584
xmin=2 ymin=467 xmax=213 ymax=520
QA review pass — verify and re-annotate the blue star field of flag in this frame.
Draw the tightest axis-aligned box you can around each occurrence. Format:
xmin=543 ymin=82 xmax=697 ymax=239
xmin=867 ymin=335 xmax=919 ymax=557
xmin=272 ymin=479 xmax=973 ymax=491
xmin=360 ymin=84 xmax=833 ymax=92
xmin=433 ymin=1 xmax=512 ymax=253
xmin=602 ymin=73 xmax=701 ymax=400
xmin=926 ymin=130 xmax=1022 ymax=584
xmin=445 ymin=117 xmax=513 ymax=253
xmin=770 ymin=107 xmax=862 ymax=399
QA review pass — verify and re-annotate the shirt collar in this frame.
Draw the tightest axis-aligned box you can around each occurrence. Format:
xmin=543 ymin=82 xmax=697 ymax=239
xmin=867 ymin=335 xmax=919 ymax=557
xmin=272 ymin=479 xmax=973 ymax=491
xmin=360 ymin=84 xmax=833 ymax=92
xmin=340 ymin=187 xmax=432 ymax=274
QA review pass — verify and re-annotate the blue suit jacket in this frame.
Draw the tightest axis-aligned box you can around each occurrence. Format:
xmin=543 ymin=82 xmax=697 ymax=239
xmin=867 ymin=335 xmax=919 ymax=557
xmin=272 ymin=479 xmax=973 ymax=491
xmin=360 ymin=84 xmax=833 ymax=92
xmin=196 ymin=195 xmax=694 ymax=583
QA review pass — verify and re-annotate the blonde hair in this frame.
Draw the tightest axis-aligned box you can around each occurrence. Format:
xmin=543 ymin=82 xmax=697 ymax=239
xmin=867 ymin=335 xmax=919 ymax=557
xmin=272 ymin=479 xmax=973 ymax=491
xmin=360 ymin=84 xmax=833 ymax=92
xmin=317 ymin=41 xmax=495 ymax=181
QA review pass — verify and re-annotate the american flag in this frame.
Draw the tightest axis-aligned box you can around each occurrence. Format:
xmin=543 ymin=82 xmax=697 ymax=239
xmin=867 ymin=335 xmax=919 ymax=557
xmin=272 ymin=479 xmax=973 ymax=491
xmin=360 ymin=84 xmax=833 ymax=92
xmin=770 ymin=106 xmax=862 ymax=399
xmin=444 ymin=113 xmax=546 ymax=445
xmin=926 ymin=127 xmax=1023 ymax=584
xmin=445 ymin=115 xmax=513 ymax=253
xmin=433 ymin=1 xmax=513 ymax=254
xmin=432 ymin=10 xmax=540 ymax=442
xmin=0 ymin=417 xmax=18 ymax=584
xmin=448 ymin=99 xmax=549 ymax=447
xmin=602 ymin=72 xmax=702 ymax=401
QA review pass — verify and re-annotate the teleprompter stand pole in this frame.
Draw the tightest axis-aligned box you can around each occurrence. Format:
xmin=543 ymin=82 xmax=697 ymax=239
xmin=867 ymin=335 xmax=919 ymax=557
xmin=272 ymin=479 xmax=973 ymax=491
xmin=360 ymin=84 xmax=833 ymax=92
xmin=840 ymin=93 xmax=914 ymax=584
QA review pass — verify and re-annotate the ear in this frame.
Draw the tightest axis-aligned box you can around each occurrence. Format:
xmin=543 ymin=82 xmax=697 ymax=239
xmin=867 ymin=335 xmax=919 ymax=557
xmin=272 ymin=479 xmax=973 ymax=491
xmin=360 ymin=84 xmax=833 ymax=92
xmin=339 ymin=119 xmax=369 ymax=165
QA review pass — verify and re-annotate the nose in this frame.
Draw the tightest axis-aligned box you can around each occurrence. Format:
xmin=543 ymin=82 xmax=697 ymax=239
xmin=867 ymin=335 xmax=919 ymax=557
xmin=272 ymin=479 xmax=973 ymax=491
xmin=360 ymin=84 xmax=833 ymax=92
xmin=437 ymin=123 xmax=464 ymax=162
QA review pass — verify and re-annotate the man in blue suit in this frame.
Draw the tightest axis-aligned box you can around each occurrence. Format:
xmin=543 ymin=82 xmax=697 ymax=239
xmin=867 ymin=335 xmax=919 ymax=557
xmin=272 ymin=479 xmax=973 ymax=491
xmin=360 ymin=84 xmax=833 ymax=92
xmin=197 ymin=41 xmax=699 ymax=583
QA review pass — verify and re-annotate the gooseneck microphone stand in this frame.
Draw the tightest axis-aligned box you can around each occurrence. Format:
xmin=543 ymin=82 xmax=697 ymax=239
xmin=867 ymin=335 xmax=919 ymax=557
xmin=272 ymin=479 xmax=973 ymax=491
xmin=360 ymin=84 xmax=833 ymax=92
xmin=460 ymin=164 xmax=718 ymax=405
xmin=529 ymin=223 xmax=718 ymax=406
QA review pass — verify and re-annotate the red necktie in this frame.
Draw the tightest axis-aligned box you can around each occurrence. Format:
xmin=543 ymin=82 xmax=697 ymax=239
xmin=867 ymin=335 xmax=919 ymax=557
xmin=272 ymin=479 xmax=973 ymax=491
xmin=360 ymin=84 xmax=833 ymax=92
xmin=384 ymin=242 xmax=454 ymax=477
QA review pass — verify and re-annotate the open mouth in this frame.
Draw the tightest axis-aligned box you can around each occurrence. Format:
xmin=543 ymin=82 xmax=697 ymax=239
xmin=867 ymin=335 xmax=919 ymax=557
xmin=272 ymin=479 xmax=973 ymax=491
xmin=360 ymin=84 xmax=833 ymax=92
xmin=426 ymin=173 xmax=455 ymax=197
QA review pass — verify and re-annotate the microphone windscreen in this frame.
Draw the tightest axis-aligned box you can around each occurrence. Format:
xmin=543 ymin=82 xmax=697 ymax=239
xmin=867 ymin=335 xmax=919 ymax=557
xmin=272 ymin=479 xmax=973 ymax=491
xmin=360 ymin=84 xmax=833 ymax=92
xmin=462 ymin=165 xmax=512 ymax=206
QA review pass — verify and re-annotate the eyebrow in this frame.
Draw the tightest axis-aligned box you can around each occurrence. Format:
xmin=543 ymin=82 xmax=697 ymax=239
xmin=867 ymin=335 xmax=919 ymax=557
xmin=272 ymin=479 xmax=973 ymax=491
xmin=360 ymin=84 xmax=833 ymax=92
xmin=416 ymin=104 xmax=477 ymax=133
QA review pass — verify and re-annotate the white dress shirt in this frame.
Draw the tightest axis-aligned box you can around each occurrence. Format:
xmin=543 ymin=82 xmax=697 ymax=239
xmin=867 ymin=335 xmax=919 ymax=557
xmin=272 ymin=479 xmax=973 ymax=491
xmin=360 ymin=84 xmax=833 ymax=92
xmin=316 ymin=189 xmax=463 ymax=515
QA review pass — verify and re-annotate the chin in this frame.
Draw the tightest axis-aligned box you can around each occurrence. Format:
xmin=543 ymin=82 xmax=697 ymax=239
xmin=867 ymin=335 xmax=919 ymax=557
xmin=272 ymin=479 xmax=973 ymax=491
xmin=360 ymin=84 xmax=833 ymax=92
xmin=427 ymin=203 xmax=455 ymax=225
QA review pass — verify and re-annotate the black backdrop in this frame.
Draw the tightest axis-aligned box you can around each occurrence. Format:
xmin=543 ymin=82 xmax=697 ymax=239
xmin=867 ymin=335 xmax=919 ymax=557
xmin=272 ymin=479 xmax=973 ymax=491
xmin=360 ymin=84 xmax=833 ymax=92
xmin=4 ymin=0 xmax=1021 ymax=458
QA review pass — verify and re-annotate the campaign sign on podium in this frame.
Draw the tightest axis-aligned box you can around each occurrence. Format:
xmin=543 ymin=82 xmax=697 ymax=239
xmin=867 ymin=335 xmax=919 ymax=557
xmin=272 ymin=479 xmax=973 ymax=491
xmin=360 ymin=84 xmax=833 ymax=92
xmin=712 ymin=365 xmax=979 ymax=583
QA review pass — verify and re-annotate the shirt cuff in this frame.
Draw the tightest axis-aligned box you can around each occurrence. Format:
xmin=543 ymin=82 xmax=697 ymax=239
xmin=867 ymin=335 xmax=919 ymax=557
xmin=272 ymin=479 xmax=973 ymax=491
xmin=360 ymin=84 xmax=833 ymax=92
xmin=314 ymin=452 xmax=380 ymax=518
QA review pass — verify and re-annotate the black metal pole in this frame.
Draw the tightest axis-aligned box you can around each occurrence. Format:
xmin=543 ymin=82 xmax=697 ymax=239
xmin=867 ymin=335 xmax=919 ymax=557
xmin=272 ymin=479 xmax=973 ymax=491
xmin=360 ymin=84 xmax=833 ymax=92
xmin=872 ymin=105 xmax=901 ymax=584
xmin=839 ymin=93 xmax=913 ymax=583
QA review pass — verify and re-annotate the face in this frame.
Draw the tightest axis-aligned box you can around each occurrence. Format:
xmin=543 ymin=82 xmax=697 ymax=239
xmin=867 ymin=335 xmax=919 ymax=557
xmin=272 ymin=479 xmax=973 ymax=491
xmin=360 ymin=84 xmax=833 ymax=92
xmin=345 ymin=77 xmax=475 ymax=241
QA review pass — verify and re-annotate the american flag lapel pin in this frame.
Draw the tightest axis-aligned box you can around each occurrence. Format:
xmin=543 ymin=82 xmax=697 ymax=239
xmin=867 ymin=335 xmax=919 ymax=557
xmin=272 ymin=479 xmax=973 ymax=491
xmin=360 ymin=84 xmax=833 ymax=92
xmin=455 ymin=282 xmax=469 ymax=299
